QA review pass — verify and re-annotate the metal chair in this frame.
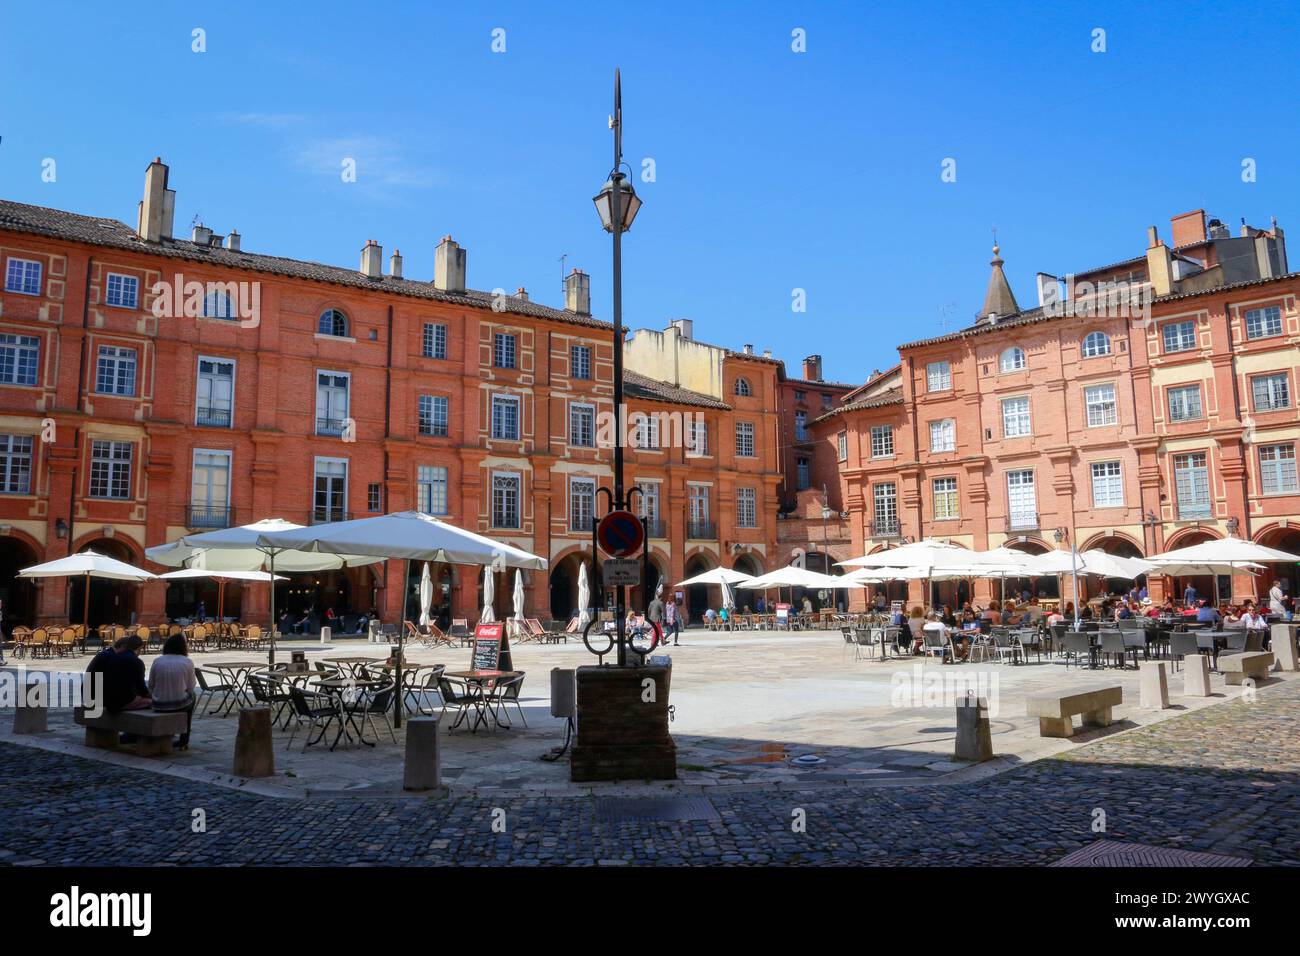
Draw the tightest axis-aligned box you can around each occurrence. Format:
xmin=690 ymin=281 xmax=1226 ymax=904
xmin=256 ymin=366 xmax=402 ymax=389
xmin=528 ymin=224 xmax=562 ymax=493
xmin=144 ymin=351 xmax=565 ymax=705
xmin=285 ymin=686 xmax=345 ymax=752
xmin=1168 ymin=633 xmax=1200 ymax=672
xmin=1062 ymin=632 xmax=1094 ymax=669
xmin=488 ymin=672 xmax=528 ymax=728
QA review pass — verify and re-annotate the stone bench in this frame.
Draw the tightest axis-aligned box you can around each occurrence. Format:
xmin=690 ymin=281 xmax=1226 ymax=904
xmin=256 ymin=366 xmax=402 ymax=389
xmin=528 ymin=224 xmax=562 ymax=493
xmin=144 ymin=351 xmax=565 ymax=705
xmin=1026 ymin=684 xmax=1122 ymax=738
xmin=73 ymin=706 xmax=187 ymax=757
xmin=1219 ymin=651 xmax=1273 ymax=686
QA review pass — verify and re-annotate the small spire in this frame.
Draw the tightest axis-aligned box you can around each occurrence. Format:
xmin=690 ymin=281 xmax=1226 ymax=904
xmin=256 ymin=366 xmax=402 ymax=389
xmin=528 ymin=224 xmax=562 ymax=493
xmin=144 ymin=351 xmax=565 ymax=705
xmin=979 ymin=238 xmax=1020 ymax=321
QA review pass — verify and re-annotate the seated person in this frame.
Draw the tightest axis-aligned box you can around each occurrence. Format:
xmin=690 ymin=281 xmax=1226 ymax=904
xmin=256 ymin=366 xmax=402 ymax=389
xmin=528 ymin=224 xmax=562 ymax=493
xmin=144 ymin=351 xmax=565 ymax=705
xmin=148 ymin=634 xmax=197 ymax=750
xmin=1195 ymin=600 xmax=1221 ymax=625
xmin=85 ymin=635 xmax=152 ymax=717
xmin=980 ymin=600 xmax=1002 ymax=627
xmin=703 ymin=607 xmax=718 ymax=627
xmin=1020 ymin=599 xmax=1043 ymax=624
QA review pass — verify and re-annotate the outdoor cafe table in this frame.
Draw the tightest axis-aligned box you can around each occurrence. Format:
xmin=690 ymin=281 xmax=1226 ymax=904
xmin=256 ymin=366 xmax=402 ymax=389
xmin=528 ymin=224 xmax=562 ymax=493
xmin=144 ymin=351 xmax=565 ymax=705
xmin=443 ymin=670 xmax=521 ymax=733
xmin=207 ymin=661 xmax=267 ymax=715
xmin=311 ymin=678 xmax=384 ymax=749
xmin=322 ymin=657 xmax=384 ymax=679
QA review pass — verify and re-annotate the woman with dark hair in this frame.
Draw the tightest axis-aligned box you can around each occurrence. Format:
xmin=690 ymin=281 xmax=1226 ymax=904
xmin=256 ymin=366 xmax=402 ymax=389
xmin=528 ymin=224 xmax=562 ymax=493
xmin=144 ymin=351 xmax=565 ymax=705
xmin=148 ymin=633 xmax=197 ymax=750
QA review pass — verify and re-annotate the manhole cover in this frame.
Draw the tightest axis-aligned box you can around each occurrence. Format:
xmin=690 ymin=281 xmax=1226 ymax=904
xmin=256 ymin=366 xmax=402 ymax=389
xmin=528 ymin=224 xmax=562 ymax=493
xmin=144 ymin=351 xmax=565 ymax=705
xmin=595 ymin=796 xmax=720 ymax=823
xmin=1051 ymin=840 xmax=1251 ymax=868
xmin=790 ymin=754 xmax=826 ymax=766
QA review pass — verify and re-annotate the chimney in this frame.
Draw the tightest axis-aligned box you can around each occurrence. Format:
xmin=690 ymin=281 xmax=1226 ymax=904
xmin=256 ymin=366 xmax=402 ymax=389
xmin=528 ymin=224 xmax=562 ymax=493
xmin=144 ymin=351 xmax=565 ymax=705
xmin=360 ymin=239 xmax=383 ymax=279
xmin=136 ymin=157 xmax=175 ymax=243
xmin=802 ymin=355 xmax=823 ymax=381
xmin=192 ymin=223 xmax=212 ymax=246
xmin=762 ymin=349 xmax=772 ymax=359
xmin=564 ymin=268 xmax=590 ymax=315
xmin=743 ymin=344 xmax=754 ymax=355
xmin=1170 ymin=209 xmax=1207 ymax=248
xmin=224 ymin=230 xmax=240 ymax=252
xmin=1207 ymin=218 xmax=1229 ymax=240
xmin=1036 ymin=272 xmax=1062 ymax=309
xmin=667 ymin=318 xmax=693 ymax=340
xmin=389 ymin=249 xmax=402 ymax=278
xmin=1145 ymin=226 xmax=1174 ymax=296
xmin=515 ymin=286 xmax=529 ymax=301
xmin=1254 ymin=233 xmax=1276 ymax=280
xmin=434 ymin=235 xmax=466 ymax=292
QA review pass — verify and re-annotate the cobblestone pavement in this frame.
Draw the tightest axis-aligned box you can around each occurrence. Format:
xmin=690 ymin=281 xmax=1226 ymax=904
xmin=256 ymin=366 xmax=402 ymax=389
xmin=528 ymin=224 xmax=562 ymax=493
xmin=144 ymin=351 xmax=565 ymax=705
xmin=1 ymin=678 xmax=1296 ymax=867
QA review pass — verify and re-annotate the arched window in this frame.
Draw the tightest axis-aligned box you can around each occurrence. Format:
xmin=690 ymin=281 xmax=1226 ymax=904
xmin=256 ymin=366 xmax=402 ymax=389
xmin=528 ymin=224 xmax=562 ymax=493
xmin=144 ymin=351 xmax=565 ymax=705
xmin=318 ymin=309 xmax=349 ymax=337
xmin=1082 ymin=331 xmax=1111 ymax=358
xmin=999 ymin=346 xmax=1026 ymax=372
xmin=734 ymin=377 xmax=752 ymax=397
xmin=202 ymin=290 xmax=235 ymax=319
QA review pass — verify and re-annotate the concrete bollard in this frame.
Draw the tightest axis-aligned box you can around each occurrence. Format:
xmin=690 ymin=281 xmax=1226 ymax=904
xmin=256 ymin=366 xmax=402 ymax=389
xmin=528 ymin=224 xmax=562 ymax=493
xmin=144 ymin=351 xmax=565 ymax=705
xmin=954 ymin=694 xmax=994 ymax=762
xmin=403 ymin=716 xmax=442 ymax=791
xmin=13 ymin=681 xmax=48 ymax=734
xmin=1271 ymin=624 xmax=1298 ymax=671
xmin=1139 ymin=660 xmax=1170 ymax=709
xmin=319 ymin=625 xmax=332 ymax=645
xmin=232 ymin=707 xmax=275 ymax=778
xmin=1183 ymin=653 xmax=1212 ymax=698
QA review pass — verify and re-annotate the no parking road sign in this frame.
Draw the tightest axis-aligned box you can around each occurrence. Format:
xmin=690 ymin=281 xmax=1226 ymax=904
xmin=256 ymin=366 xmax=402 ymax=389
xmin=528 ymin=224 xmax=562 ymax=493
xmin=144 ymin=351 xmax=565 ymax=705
xmin=597 ymin=510 xmax=644 ymax=558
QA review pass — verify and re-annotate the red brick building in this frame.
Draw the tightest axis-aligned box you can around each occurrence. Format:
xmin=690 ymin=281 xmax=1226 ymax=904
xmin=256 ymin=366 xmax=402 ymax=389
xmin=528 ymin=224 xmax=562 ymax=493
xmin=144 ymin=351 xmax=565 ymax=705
xmin=0 ymin=159 xmax=781 ymax=630
xmin=816 ymin=210 xmax=1300 ymax=609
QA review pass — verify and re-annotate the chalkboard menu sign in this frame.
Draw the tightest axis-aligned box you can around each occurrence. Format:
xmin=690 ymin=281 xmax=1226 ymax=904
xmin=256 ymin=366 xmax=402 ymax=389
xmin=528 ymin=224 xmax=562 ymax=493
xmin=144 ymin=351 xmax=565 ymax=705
xmin=472 ymin=622 xmax=508 ymax=671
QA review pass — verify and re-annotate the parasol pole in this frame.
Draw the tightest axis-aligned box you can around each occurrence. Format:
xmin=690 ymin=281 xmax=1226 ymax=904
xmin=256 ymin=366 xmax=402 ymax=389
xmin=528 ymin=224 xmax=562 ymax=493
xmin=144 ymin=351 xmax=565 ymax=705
xmin=267 ymin=550 xmax=277 ymax=667
xmin=82 ymin=570 xmax=90 ymax=632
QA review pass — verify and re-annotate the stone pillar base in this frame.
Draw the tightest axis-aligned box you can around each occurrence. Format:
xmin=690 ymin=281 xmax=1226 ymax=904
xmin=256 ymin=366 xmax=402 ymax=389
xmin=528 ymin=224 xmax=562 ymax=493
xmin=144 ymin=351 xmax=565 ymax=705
xmin=954 ymin=696 xmax=993 ymax=762
xmin=1184 ymin=653 xmax=1212 ymax=697
xmin=13 ymin=705 xmax=47 ymax=734
xmin=1272 ymin=624 xmax=1298 ymax=671
xmin=1140 ymin=660 xmax=1170 ymax=709
xmin=233 ymin=707 xmax=274 ymax=778
xmin=571 ymin=665 xmax=676 ymax=782
xmin=404 ymin=717 xmax=442 ymax=791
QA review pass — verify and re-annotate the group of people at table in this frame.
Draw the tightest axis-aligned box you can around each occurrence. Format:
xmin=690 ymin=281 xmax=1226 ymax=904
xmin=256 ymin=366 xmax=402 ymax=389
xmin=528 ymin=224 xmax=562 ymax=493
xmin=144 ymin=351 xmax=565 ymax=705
xmin=875 ymin=578 xmax=1291 ymax=663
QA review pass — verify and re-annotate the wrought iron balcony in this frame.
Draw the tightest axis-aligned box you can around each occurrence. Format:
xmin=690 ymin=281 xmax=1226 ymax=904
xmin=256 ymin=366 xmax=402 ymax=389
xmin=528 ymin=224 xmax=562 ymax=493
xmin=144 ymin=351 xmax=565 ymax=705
xmin=644 ymin=518 xmax=666 ymax=539
xmin=187 ymin=505 xmax=231 ymax=530
xmin=195 ymin=405 xmax=232 ymax=428
xmin=686 ymin=519 xmax=717 ymax=540
xmin=1006 ymin=513 xmax=1039 ymax=532
xmin=870 ymin=518 xmax=901 ymax=538
xmin=310 ymin=508 xmax=352 ymax=525
xmin=316 ymin=417 xmax=347 ymax=437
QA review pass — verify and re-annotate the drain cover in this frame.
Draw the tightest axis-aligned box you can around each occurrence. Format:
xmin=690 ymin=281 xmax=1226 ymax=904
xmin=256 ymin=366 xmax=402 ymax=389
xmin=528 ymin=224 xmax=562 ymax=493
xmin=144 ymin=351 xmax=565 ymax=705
xmin=595 ymin=796 xmax=721 ymax=823
xmin=790 ymin=754 xmax=826 ymax=766
xmin=1051 ymin=840 xmax=1251 ymax=868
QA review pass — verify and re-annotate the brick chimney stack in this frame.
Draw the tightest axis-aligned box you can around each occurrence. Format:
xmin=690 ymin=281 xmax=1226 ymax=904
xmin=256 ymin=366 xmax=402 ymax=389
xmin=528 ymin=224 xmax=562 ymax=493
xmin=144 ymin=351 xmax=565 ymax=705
xmin=802 ymin=354 xmax=823 ymax=381
xmin=434 ymin=235 xmax=466 ymax=293
xmin=564 ymin=268 xmax=590 ymax=315
xmin=136 ymin=157 xmax=175 ymax=243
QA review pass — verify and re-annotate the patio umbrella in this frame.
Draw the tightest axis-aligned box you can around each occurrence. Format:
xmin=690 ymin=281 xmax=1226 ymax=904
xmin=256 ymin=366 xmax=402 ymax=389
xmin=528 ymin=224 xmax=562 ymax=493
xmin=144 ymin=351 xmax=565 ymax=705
xmin=1026 ymin=549 xmax=1155 ymax=579
xmin=145 ymin=518 xmax=381 ymax=665
xmin=512 ymin=569 xmax=527 ymax=638
xmin=577 ymin=561 xmax=592 ymax=627
xmin=19 ymin=550 xmax=157 ymax=631
xmin=480 ymin=565 xmax=496 ymax=624
xmin=418 ymin=562 xmax=433 ymax=628
xmin=720 ymin=578 xmax=736 ymax=611
xmin=254 ymin=511 xmax=545 ymax=728
xmin=157 ymin=568 xmax=287 ymax=632
xmin=675 ymin=567 xmax=754 ymax=587
xmin=839 ymin=541 xmax=1021 ymax=611
xmin=1145 ymin=535 xmax=1296 ymax=576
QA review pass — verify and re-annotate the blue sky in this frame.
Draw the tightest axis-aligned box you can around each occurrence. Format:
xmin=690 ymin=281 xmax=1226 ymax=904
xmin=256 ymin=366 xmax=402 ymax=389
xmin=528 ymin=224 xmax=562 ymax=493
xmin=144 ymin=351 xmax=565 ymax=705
xmin=2 ymin=0 xmax=1297 ymax=384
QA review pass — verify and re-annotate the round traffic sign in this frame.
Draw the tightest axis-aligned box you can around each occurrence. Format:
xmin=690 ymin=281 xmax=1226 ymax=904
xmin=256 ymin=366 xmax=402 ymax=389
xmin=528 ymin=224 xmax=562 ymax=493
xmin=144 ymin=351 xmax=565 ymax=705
xmin=597 ymin=510 xmax=645 ymax=558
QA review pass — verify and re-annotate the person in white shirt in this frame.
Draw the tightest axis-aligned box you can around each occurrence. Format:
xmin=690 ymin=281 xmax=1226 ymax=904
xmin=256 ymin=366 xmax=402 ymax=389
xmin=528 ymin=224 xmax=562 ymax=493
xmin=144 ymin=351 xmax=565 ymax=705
xmin=1239 ymin=601 xmax=1270 ymax=631
xmin=148 ymin=633 xmax=197 ymax=750
xmin=1269 ymin=581 xmax=1287 ymax=616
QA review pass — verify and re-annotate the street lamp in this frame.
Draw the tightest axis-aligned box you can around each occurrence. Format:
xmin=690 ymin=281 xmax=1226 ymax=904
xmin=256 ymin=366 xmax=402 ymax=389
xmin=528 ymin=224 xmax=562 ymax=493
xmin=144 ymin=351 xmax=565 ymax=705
xmin=591 ymin=68 xmax=642 ymax=666
xmin=1053 ymin=526 xmax=1080 ymax=628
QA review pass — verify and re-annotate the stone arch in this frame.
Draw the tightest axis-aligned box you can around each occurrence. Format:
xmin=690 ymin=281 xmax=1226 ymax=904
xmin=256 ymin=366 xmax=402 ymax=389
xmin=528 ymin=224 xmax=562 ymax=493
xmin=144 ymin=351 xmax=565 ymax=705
xmin=0 ymin=533 xmax=41 ymax=631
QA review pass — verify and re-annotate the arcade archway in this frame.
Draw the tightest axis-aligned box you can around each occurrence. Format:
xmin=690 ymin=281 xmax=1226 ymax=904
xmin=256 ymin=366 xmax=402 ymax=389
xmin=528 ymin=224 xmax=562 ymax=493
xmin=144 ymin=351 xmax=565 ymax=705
xmin=1159 ymin=529 xmax=1220 ymax=604
xmin=682 ymin=554 xmax=714 ymax=621
xmin=1255 ymin=527 xmax=1300 ymax=606
xmin=69 ymin=538 xmax=142 ymax=628
xmin=0 ymin=537 xmax=38 ymax=632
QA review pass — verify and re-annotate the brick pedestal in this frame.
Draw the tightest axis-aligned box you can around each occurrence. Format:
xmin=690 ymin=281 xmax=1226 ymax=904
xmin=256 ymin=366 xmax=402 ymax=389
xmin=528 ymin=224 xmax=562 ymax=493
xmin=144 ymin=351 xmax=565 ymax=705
xmin=571 ymin=665 xmax=676 ymax=782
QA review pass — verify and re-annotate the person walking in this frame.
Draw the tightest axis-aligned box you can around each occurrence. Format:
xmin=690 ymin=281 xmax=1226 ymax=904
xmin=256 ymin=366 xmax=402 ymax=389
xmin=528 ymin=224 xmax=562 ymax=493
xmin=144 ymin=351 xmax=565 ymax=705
xmin=665 ymin=597 xmax=680 ymax=646
xmin=647 ymin=588 xmax=665 ymax=646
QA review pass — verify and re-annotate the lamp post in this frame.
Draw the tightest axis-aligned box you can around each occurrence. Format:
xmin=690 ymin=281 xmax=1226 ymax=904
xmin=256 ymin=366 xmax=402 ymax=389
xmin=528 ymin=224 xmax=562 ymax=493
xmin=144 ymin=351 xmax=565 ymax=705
xmin=1053 ymin=527 xmax=1080 ymax=628
xmin=592 ymin=69 xmax=642 ymax=666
